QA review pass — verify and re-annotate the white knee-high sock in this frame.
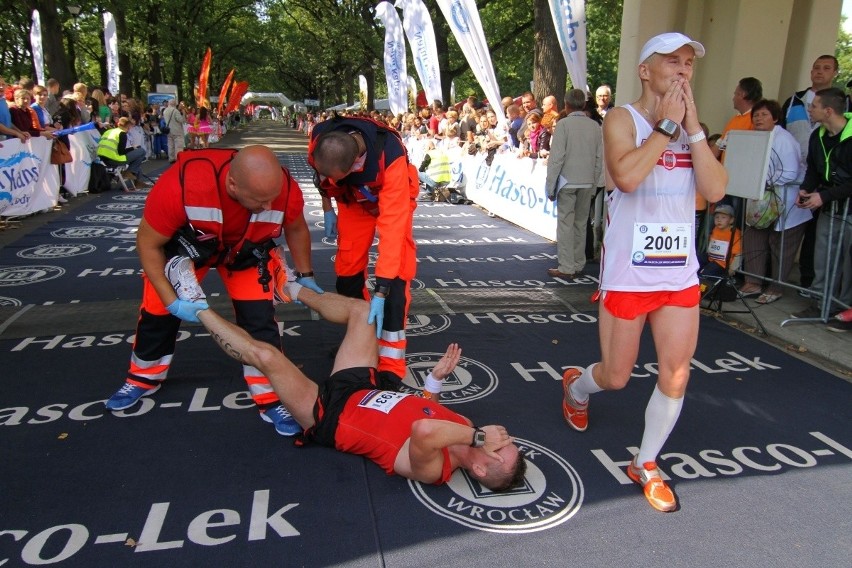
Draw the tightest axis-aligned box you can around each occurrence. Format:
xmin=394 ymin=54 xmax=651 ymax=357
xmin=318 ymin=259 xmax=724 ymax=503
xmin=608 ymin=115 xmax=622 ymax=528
xmin=636 ymin=384 xmax=683 ymax=465
xmin=570 ymin=363 xmax=603 ymax=403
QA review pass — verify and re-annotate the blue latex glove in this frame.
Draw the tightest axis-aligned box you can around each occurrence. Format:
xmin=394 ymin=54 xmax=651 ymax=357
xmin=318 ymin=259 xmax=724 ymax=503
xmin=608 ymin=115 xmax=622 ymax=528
xmin=167 ymin=299 xmax=209 ymax=323
xmin=324 ymin=210 xmax=338 ymax=238
xmin=296 ymin=276 xmax=324 ymax=294
xmin=367 ymin=295 xmax=385 ymax=339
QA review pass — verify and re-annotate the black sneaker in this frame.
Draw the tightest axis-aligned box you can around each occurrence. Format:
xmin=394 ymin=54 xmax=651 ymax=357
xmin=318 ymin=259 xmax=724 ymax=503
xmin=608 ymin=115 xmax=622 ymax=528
xmin=790 ymin=306 xmax=821 ymax=319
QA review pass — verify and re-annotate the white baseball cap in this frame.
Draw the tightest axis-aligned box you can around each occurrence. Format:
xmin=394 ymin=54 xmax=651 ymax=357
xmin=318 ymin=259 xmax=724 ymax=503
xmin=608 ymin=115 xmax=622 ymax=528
xmin=639 ymin=32 xmax=705 ymax=64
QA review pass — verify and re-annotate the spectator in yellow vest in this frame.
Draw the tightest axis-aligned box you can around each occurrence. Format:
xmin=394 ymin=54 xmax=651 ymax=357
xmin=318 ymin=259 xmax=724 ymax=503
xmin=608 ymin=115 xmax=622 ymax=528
xmin=97 ymin=116 xmax=148 ymax=186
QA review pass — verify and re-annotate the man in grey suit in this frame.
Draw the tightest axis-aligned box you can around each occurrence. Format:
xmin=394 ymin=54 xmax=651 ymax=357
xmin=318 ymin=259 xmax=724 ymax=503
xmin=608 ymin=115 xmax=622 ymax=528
xmin=545 ymin=89 xmax=603 ymax=279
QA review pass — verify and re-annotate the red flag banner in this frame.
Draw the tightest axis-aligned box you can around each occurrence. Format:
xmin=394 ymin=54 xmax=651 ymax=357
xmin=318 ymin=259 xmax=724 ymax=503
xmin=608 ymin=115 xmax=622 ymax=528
xmin=216 ymin=68 xmax=235 ymax=117
xmin=196 ymin=47 xmax=212 ymax=108
xmin=224 ymin=81 xmax=249 ymax=115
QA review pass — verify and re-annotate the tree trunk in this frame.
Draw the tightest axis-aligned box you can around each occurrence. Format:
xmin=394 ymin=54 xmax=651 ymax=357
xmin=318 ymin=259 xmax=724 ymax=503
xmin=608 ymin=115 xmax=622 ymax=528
xmin=532 ymin=0 xmax=567 ymax=103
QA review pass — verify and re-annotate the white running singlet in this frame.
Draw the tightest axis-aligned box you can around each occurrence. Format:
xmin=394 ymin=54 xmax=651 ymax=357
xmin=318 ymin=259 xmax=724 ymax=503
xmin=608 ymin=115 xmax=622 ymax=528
xmin=599 ymin=104 xmax=699 ymax=292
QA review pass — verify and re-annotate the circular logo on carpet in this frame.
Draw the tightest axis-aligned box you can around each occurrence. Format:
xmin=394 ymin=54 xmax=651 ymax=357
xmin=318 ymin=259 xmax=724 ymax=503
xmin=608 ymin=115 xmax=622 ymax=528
xmin=51 ymin=226 xmax=120 ymax=239
xmin=96 ymin=203 xmax=144 ymax=211
xmin=17 ymin=243 xmax=96 ymax=259
xmin=400 ymin=352 xmax=497 ymax=404
xmin=406 ymin=314 xmax=451 ymax=337
xmin=410 ymin=438 xmax=583 ymax=533
xmin=0 ymin=296 xmax=22 ymax=306
xmin=0 ymin=265 xmax=65 ymax=286
xmin=112 ymin=194 xmax=148 ymax=201
xmin=77 ymin=213 xmax=137 ymax=224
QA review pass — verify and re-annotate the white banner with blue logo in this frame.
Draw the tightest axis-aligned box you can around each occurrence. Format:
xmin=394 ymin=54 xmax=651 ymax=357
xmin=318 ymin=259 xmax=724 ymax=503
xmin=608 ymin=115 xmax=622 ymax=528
xmin=396 ymin=0 xmax=443 ymax=105
xmin=435 ymin=0 xmax=505 ymax=127
xmin=375 ymin=1 xmax=409 ymax=116
xmin=103 ymin=12 xmax=121 ymax=97
xmin=30 ymin=10 xmax=45 ymax=87
xmin=548 ymin=0 xmax=587 ymax=91
xmin=0 ymin=137 xmax=59 ymax=217
xmin=461 ymin=152 xmax=556 ymax=240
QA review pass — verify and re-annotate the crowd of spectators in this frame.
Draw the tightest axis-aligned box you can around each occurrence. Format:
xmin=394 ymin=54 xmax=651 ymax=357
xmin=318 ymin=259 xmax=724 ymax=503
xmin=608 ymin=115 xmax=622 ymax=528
xmin=294 ymin=62 xmax=851 ymax=331
xmin=0 ymin=74 xmax=242 ymax=203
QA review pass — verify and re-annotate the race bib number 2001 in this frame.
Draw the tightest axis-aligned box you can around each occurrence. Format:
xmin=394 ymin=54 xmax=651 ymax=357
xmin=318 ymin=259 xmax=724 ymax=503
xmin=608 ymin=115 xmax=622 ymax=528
xmin=631 ymin=222 xmax=691 ymax=267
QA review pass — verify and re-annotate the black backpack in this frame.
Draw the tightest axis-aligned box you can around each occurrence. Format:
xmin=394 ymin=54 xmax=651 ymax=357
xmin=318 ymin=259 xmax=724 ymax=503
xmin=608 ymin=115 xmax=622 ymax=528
xmin=88 ymin=162 xmax=111 ymax=194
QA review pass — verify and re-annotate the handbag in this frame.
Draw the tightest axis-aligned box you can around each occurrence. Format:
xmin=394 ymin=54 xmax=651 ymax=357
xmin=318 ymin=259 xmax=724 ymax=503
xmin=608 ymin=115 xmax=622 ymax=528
xmin=159 ymin=117 xmax=170 ymax=135
xmin=50 ymin=139 xmax=73 ymax=165
xmin=744 ymin=184 xmax=782 ymax=229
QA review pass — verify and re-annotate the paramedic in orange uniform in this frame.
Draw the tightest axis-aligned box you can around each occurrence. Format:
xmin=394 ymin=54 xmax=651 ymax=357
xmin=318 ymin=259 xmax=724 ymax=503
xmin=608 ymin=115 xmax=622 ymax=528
xmin=104 ymin=145 xmax=320 ymax=436
xmin=308 ymin=115 xmax=419 ymax=379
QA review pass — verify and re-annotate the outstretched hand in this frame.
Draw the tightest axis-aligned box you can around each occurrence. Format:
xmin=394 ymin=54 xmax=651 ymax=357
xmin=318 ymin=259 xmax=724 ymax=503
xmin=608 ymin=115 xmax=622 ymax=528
xmin=432 ymin=343 xmax=462 ymax=380
xmin=480 ymin=425 xmax=514 ymax=462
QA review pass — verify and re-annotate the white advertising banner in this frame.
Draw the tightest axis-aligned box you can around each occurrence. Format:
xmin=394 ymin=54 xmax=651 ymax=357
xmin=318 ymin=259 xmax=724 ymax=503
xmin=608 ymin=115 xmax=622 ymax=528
xmin=103 ymin=12 xmax=120 ymax=96
xmin=64 ymin=130 xmax=98 ymax=196
xmin=375 ymin=2 xmax=409 ymax=115
xmin=0 ymin=137 xmax=59 ymax=217
xmin=461 ymin=152 xmax=556 ymax=241
xmin=548 ymin=0 xmax=588 ymax=91
xmin=30 ymin=10 xmax=45 ymax=87
xmin=396 ymin=0 xmax=443 ymax=105
xmin=435 ymin=0 xmax=505 ymax=128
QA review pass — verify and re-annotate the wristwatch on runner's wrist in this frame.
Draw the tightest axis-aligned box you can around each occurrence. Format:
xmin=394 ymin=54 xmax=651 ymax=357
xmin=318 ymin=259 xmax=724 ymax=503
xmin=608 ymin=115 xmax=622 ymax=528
xmin=653 ymin=118 xmax=680 ymax=140
xmin=471 ymin=427 xmax=486 ymax=448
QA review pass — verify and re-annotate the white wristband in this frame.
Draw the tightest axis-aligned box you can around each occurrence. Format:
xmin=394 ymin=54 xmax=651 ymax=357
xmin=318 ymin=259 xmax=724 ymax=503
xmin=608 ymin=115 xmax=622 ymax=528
xmin=424 ymin=373 xmax=443 ymax=394
xmin=687 ymin=131 xmax=706 ymax=144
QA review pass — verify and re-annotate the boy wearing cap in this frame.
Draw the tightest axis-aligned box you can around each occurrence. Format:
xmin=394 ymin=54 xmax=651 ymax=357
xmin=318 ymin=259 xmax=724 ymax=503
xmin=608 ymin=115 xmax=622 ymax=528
xmin=699 ymin=204 xmax=742 ymax=278
xmin=560 ymin=32 xmax=727 ymax=512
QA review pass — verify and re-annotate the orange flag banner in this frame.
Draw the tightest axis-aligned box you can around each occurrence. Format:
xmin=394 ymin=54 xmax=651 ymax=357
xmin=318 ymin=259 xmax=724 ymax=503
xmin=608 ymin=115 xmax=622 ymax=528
xmin=216 ymin=68 xmax=235 ymax=116
xmin=196 ymin=47 xmax=212 ymax=108
xmin=224 ymin=81 xmax=249 ymax=115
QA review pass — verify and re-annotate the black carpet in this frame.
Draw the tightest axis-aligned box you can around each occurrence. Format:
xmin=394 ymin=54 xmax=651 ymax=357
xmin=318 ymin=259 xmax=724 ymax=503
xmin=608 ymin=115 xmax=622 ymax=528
xmin=1 ymin=155 xmax=850 ymax=567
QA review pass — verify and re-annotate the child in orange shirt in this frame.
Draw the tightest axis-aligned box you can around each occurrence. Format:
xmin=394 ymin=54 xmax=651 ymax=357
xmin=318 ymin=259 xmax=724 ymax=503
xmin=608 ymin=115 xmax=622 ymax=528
xmin=699 ymin=204 xmax=742 ymax=279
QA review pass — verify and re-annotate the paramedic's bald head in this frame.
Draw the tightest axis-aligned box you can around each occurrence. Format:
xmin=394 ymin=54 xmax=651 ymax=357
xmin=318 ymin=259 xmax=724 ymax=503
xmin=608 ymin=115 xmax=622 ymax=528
xmin=227 ymin=145 xmax=283 ymax=213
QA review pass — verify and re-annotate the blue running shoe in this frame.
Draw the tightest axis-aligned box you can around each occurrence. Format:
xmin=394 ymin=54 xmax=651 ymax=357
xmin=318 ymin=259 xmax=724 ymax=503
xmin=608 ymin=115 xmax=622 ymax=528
xmin=260 ymin=404 xmax=301 ymax=436
xmin=105 ymin=381 xmax=161 ymax=411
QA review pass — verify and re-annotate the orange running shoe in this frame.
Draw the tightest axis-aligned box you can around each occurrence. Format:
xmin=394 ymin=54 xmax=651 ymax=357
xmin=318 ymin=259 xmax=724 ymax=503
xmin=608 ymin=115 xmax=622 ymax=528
xmin=562 ymin=368 xmax=588 ymax=432
xmin=626 ymin=459 xmax=678 ymax=512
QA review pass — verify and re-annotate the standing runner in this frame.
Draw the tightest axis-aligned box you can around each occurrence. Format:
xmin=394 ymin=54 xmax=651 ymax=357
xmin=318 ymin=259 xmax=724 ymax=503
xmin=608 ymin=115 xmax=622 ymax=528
xmin=560 ymin=32 xmax=727 ymax=512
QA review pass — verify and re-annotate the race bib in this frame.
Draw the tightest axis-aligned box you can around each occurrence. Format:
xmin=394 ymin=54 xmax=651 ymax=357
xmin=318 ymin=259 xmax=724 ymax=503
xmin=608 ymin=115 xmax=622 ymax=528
xmin=357 ymin=390 xmax=410 ymax=414
xmin=631 ymin=222 xmax=691 ymax=267
xmin=707 ymin=238 xmax=729 ymax=262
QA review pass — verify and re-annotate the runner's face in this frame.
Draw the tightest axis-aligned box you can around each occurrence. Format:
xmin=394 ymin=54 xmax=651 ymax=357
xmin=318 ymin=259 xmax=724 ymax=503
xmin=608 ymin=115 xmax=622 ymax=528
xmin=644 ymin=46 xmax=695 ymax=94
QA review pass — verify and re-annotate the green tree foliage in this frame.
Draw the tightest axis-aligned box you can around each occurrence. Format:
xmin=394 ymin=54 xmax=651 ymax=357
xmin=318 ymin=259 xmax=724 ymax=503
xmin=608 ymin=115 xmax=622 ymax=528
xmin=836 ymin=16 xmax=852 ymax=90
xmin=6 ymin=0 xmax=626 ymax=110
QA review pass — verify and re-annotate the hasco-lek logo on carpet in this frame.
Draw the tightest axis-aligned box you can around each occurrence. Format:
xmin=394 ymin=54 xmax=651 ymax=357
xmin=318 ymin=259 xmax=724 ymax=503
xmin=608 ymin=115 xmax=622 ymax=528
xmin=0 ymin=295 xmax=22 ymax=306
xmin=406 ymin=313 xmax=451 ymax=337
xmin=51 ymin=226 xmax=120 ymax=239
xmin=400 ymin=351 xmax=497 ymax=404
xmin=0 ymin=265 xmax=65 ymax=286
xmin=77 ymin=213 xmax=137 ymax=224
xmin=410 ymin=438 xmax=583 ymax=533
xmin=96 ymin=203 xmax=144 ymax=211
xmin=17 ymin=243 xmax=97 ymax=259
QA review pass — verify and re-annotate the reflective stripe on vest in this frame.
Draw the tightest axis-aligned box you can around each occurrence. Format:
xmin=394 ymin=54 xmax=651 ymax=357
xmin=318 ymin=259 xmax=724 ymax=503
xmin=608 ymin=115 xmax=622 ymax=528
xmin=177 ymin=150 xmax=289 ymax=263
xmin=97 ymin=128 xmax=126 ymax=162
